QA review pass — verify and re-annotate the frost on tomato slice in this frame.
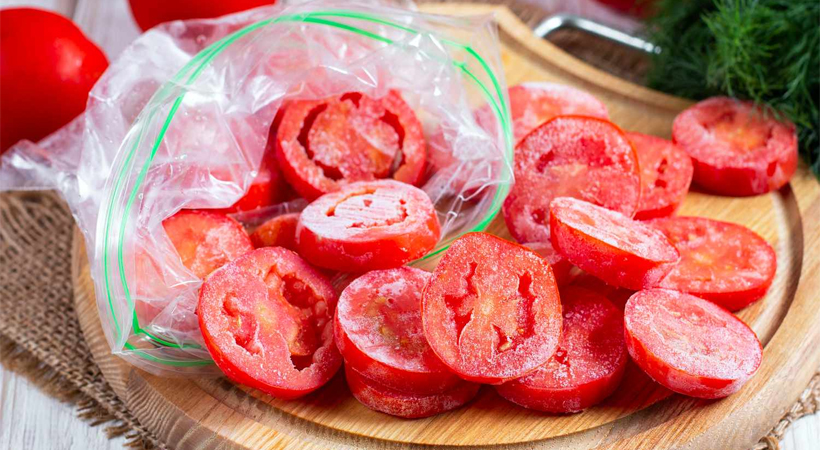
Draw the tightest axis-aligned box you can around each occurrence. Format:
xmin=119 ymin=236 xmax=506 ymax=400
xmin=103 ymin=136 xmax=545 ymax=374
xmin=549 ymin=197 xmax=679 ymax=290
xmin=345 ymin=366 xmax=479 ymax=419
xmin=275 ymin=91 xmax=426 ymax=200
xmin=627 ymin=132 xmax=693 ymax=220
xmin=162 ymin=210 xmax=253 ymax=280
xmin=297 ymin=180 xmax=441 ymax=272
xmin=503 ymin=116 xmax=640 ymax=244
xmin=422 ymin=233 xmax=562 ymax=384
xmin=570 ymin=273 xmax=634 ymax=311
xmin=650 ymin=216 xmax=776 ymax=311
xmin=524 ymin=241 xmax=573 ymax=287
xmin=624 ymin=289 xmax=762 ymax=399
xmin=250 ymin=213 xmax=299 ymax=251
xmin=496 ymin=286 xmax=626 ymax=413
xmin=198 ymin=247 xmax=341 ymax=399
xmin=672 ymin=97 xmax=798 ymax=196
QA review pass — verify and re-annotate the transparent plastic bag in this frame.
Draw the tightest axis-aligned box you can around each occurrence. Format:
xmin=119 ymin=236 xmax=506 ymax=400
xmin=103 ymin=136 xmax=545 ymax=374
xmin=0 ymin=0 xmax=513 ymax=376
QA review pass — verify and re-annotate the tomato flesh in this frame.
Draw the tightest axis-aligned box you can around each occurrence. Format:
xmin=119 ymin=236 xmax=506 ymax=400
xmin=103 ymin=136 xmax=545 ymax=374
xmin=297 ymin=180 xmax=440 ymax=272
xmin=496 ymin=286 xmax=626 ymax=413
xmin=422 ymin=232 xmax=562 ymax=384
xmin=672 ymin=97 xmax=797 ymax=196
xmin=624 ymin=288 xmax=762 ymax=399
xmin=627 ymin=132 xmax=693 ymax=220
xmin=345 ymin=366 xmax=480 ymax=419
xmin=650 ymin=216 xmax=776 ymax=311
xmin=503 ymin=116 xmax=640 ymax=244
xmin=524 ymin=241 xmax=573 ymax=287
xmin=275 ymin=91 xmax=425 ymax=200
xmin=198 ymin=247 xmax=341 ymax=399
xmin=549 ymin=197 xmax=679 ymax=290
xmin=570 ymin=273 xmax=634 ymax=311
xmin=250 ymin=213 xmax=299 ymax=251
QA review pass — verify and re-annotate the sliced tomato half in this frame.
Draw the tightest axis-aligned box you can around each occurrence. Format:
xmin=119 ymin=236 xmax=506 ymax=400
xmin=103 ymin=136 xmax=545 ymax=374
xmin=250 ymin=213 xmax=299 ymax=251
xmin=627 ymin=132 xmax=693 ymax=220
xmin=524 ymin=241 xmax=573 ymax=287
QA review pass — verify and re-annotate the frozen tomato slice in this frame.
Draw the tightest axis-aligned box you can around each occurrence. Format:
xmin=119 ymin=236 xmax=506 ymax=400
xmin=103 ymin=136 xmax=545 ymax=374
xmin=523 ymin=241 xmax=573 ymax=287
xmin=213 ymin=134 xmax=287 ymax=214
xmin=496 ymin=286 xmax=627 ymax=413
xmin=250 ymin=213 xmax=299 ymax=251
xmin=422 ymin=232 xmax=562 ymax=384
xmin=503 ymin=116 xmax=640 ymax=244
xmin=275 ymin=91 xmax=426 ymax=200
xmin=549 ymin=197 xmax=679 ymax=290
xmin=335 ymin=267 xmax=461 ymax=395
xmin=345 ymin=366 xmax=479 ymax=419
xmin=570 ymin=272 xmax=634 ymax=311
xmin=198 ymin=247 xmax=341 ymax=399
xmin=627 ymin=132 xmax=694 ymax=220
xmin=650 ymin=216 xmax=776 ymax=311
xmin=162 ymin=210 xmax=253 ymax=279
xmin=477 ymin=83 xmax=609 ymax=143
xmin=297 ymin=180 xmax=440 ymax=272
xmin=672 ymin=97 xmax=798 ymax=196
xmin=624 ymin=288 xmax=762 ymax=399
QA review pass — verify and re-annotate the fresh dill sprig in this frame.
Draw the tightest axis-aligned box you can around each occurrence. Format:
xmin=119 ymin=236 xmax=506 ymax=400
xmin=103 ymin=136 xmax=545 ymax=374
xmin=646 ymin=0 xmax=820 ymax=177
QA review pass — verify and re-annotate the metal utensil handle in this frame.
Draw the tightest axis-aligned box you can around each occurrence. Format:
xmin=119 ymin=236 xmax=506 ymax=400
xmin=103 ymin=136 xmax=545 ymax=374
xmin=534 ymin=14 xmax=659 ymax=54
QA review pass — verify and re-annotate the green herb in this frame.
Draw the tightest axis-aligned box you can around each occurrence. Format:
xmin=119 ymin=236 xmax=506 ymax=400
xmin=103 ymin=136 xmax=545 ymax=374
xmin=646 ymin=0 xmax=820 ymax=177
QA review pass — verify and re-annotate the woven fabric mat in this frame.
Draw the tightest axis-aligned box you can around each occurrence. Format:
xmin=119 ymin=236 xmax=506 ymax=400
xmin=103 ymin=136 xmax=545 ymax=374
xmin=0 ymin=3 xmax=817 ymax=449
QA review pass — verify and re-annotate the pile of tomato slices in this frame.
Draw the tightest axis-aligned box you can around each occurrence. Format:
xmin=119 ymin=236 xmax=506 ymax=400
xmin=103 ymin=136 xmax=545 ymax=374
xmin=141 ymin=83 xmax=794 ymax=418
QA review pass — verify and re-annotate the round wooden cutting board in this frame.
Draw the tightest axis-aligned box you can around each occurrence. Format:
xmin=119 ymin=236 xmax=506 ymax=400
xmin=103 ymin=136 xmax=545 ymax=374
xmin=71 ymin=4 xmax=820 ymax=449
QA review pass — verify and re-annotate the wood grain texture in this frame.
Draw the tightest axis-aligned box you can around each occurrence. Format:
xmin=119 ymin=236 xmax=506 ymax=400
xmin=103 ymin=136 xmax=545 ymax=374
xmin=65 ymin=3 xmax=820 ymax=450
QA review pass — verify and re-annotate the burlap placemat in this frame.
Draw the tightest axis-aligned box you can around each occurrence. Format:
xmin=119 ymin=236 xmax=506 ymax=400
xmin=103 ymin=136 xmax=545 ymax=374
xmin=0 ymin=4 xmax=817 ymax=450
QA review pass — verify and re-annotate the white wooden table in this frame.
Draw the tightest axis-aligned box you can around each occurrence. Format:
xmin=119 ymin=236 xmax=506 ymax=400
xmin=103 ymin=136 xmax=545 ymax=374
xmin=0 ymin=0 xmax=817 ymax=448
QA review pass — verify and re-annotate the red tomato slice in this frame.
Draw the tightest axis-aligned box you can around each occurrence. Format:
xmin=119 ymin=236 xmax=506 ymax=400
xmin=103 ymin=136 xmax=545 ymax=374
xmin=627 ymin=132 xmax=694 ymax=220
xmin=335 ymin=267 xmax=461 ymax=395
xmin=570 ymin=272 xmax=634 ymax=311
xmin=297 ymin=180 xmax=440 ymax=272
xmin=523 ymin=241 xmax=573 ymax=287
xmin=162 ymin=210 xmax=253 ymax=279
xmin=503 ymin=116 xmax=640 ymax=244
xmin=345 ymin=366 xmax=479 ymax=419
xmin=549 ymin=197 xmax=679 ymax=290
xmin=422 ymin=232 xmax=562 ymax=384
xmin=649 ymin=216 xmax=776 ymax=311
xmin=250 ymin=213 xmax=299 ymax=250
xmin=275 ymin=91 xmax=426 ymax=200
xmin=672 ymin=97 xmax=798 ymax=196
xmin=495 ymin=286 xmax=627 ymax=413
xmin=198 ymin=247 xmax=341 ymax=399
xmin=624 ymin=288 xmax=762 ymax=399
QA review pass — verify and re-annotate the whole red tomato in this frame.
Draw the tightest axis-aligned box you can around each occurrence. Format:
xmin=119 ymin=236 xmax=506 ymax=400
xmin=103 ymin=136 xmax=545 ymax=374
xmin=0 ymin=8 xmax=108 ymax=153
xmin=127 ymin=0 xmax=276 ymax=31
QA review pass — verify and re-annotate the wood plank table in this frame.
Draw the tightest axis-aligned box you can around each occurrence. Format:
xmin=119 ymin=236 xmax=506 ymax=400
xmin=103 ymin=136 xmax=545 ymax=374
xmin=0 ymin=0 xmax=817 ymax=449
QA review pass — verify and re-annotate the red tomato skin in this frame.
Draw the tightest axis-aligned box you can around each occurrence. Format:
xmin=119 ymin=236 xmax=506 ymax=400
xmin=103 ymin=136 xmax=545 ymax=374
xmin=127 ymin=0 xmax=274 ymax=31
xmin=570 ymin=273 xmax=634 ymax=311
xmin=624 ymin=289 xmax=762 ymax=399
xmin=0 ymin=8 xmax=108 ymax=153
xmin=627 ymin=132 xmax=694 ymax=220
xmin=495 ymin=287 xmax=627 ymax=413
xmin=345 ymin=366 xmax=480 ymax=419
xmin=672 ymin=97 xmax=798 ymax=197
xmin=422 ymin=232 xmax=563 ymax=385
xmin=524 ymin=241 xmax=573 ymax=287
xmin=297 ymin=180 xmax=441 ymax=272
xmin=198 ymin=247 xmax=341 ymax=399
xmin=334 ymin=267 xmax=461 ymax=395
xmin=250 ymin=213 xmax=299 ymax=250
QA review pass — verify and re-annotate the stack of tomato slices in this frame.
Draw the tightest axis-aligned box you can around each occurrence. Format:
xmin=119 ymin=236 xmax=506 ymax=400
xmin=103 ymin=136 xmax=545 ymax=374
xmin=143 ymin=83 xmax=794 ymax=418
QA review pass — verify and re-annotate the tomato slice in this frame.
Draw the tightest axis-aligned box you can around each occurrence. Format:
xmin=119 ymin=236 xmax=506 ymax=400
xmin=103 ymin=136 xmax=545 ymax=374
xmin=345 ymin=366 xmax=480 ymax=419
xmin=422 ymin=232 xmax=562 ymax=384
xmin=649 ymin=216 xmax=776 ymax=311
xmin=250 ymin=213 xmax=299 ymax=251
xmin=624 ymin=288 xmax=762 ymax=399
xmin=335 ymin=267 xmax=461 ymax=395
xmin=503 ymin=116 xmax=640 ymax=244
xmin=198 ymin=247 xmax=341 ymax=399
xmin=523 ymin=241 xmax=573 ymax=287
xmin=549 ymin=197 xmax=679 ymax=290
xmin=275 ymin=91 xmax=426 ymax=200
xmin=570 ymin=273 xmax=634 ymax=311
xmin=627 ymin=132 xmax=693 ymax=220
xmin=672 ymin=97 xmax=798 ymax=196
xmin=162 ymin=210 xmax=253 ymax=279
xmin=297 ymin=180 xmax=440 ymax=272
xmin=495 ymin=286 xmax=627 ymax=413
